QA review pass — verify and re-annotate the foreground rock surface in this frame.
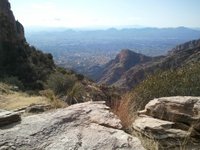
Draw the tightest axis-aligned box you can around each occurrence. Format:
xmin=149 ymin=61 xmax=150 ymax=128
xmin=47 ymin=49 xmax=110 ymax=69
xmin=0 ymin=101 xmax=145 ymax=150
xmin=133 ymin=96 xmax=200 ymax=149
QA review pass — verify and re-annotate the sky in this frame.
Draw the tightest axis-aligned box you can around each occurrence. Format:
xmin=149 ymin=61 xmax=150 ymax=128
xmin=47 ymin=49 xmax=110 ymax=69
xmin=9 ymin=0 xmax=200 ymax=28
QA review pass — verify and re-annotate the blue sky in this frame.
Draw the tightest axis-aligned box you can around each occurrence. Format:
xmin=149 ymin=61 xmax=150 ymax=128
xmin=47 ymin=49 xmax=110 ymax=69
xmin=9 ymin=0 xmax=200 ymax=28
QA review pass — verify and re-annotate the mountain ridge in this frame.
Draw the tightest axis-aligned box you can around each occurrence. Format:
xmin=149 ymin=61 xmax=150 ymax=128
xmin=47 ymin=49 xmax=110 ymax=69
xmin=97 ymin=49 xmax=152 ymax=85
xmin=96 ymin=39 xmax=200 ymax=90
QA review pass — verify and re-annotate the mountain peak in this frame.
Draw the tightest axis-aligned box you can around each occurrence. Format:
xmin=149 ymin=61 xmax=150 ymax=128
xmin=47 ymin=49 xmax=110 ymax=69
xmin=116 ymin=49 xmax=150 ymax=65
xmin=119 ymin=49 xmax=135 ymax=55
xmin=117 ymin=49 xmax=134 ymax=62
xmin=97 ymin=49 xmax=152 ymax=85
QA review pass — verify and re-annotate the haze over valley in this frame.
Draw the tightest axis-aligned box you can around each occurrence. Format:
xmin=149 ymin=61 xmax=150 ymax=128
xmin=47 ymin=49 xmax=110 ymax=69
xmin=26 ymin=27 xmax=200 ymax=77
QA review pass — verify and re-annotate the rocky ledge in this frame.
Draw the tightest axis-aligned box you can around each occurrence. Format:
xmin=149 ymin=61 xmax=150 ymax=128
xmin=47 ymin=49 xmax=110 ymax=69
xmin=133 ymin=96 xmax=200 ymax=149
xmin=0 ymin=110 xmax=21 ymax=127
xmin=0 ymin=101 xmax=145 ymax=150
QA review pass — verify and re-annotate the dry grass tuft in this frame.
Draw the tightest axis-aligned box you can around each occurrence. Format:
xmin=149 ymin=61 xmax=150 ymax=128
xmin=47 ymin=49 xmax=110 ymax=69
xmin=111 ymin=93 xmax=136 ymax=131
xmin=39 ymin=89 xmax=68 ymax=108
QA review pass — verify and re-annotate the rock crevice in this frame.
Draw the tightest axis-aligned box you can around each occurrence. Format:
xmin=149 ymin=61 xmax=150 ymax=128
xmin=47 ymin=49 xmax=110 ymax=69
xmin=133 ymin=96 xmax=200 ymax=149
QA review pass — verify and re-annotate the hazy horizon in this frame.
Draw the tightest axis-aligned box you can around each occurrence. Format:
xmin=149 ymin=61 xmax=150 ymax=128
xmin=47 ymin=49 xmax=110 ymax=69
xmin=9 ymin=0 xmax=200 ymax=29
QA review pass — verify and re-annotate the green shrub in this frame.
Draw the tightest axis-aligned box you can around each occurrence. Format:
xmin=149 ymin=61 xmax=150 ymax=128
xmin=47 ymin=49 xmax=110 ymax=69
xmin=39 ymin=89 xmax=67 ymax=108
xmin=0 ymin=82 xmax=13 ymax=94
xmin=1 ymin=76 xmax=24 ymax=90
xmin=39 ymin=89 xmax=56 ymax=101
xmin=75 ymin=74 xmax=85 ymax=81
xmin=66 ymin=83 xmax=85 ymax=105
xmin=0 ymin=41 xmax=55 ymax=90
xmin=46 ymin=72 xmax=76 ymax=96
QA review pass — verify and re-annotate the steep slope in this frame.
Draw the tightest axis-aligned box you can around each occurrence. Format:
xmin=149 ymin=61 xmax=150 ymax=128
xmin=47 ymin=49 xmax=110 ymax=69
xmin=98 ymin=49 xmax=152 ymax=85
xmin=0 ymin=0 xmax=55 ymax=89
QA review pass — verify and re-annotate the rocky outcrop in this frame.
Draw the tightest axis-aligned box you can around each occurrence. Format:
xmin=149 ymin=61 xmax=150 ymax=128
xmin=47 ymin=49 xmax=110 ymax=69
xmin=133 ymin=96 xmax=200 ymax=149
xmin=170 ymin=39 xmax=200 ymax=54
xmin=0 ymin=0 xmax=25 ymax=43
xmin=0 ymin=109 xmax=21 ymax=127
xmin=25 ymin=104 xmax=51 ymax=113
xmin=98 ymin=49 xmax=152 ymax=85
xmin=0 ymin=101 xmax=145 ymax=150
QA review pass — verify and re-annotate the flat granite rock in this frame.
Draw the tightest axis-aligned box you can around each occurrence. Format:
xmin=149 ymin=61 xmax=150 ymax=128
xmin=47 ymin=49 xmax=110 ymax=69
xmin=133 ymin=115 xmax=189 ymax=140
xmin=0 ymin=101 xmax=145 ymax=150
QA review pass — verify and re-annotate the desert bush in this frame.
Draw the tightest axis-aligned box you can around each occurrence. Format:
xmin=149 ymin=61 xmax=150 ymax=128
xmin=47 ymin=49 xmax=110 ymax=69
xmin=75 ymin=74 xmax=84 ymax=81
xmin=0 ymin=40 xmax=55 ymax=90
xmin=39 ymin=89 xmax=56 ymax=101
xmin=39 ymin=89 xmax=67 ymax=108
xmin=65 ymin=83 xmax=86 ymax=105
xmin=46 ymin=72 xmax=76 ymax=96
xmin=127 ymin=62 xmax=200 ymax=117
xmin=1 ymin=76 xmax=24 ymax=90
xmin=0 ymin=82 xmax=13 ymax=94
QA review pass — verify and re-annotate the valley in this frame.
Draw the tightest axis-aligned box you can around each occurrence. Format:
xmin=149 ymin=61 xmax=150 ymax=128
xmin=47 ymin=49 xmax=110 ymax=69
xmin=26 ymin=27 xmax=200 ymax=78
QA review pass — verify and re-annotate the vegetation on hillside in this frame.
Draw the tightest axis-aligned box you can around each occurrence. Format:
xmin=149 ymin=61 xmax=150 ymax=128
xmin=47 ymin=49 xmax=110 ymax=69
xmin=0 ymin=42 xmax=55 ymax=89
xmin=115 ymin=62 xmax=200 ymax=129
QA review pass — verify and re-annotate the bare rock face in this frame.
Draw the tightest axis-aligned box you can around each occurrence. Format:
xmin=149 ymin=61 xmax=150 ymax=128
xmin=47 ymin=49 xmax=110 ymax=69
xmin=170 ymin=39 xmax=200 ymax=54
xmin=0 ymin=0 xmax=25 ymax=42
xmin=0 ymin=101 xmax=145 ymax=150
xmin=0 ymin=0 xmax=14 ymax=21
xmin=133 ymin=96 xmax=200 ymax=149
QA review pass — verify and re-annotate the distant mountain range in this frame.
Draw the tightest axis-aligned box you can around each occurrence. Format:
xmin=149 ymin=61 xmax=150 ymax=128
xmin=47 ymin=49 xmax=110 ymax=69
xmin=26 ymin=27 xmax=200 ymax=56
xmin=95 ymin=39 xmax=200 ymax=90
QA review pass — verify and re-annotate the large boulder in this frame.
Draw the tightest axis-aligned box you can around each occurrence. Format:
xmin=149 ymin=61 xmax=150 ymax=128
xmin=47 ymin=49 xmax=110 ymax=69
xmin=0 ymin=101 xmax=145 ymax=150
xmin=25 ymin=104 xmax=51 ymax=113
xmin=133 ymin=96 xmax=200 ymax=149
xmin=0 ymin=109 xmax=21 ymax=127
